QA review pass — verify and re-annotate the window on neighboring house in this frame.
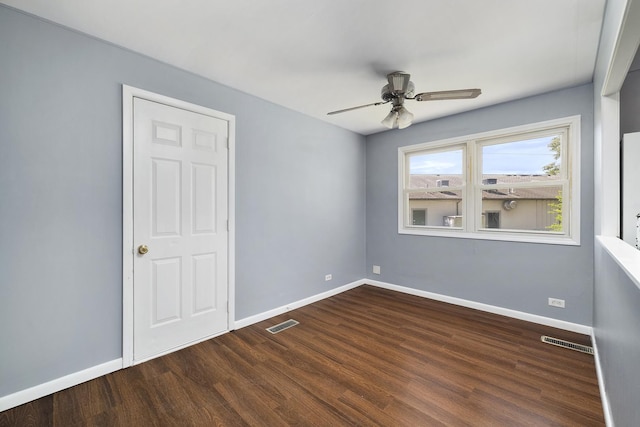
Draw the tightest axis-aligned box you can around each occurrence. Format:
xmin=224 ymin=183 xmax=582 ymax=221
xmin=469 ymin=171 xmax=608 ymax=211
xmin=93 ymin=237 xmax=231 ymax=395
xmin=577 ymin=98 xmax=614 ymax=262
xmin=485 ymin=211 xmax=501 ymax=229
xmin=411 ymin=209 xmax=427 ymax=225
xmin=398 ymin=116 xmax=580 ymax=245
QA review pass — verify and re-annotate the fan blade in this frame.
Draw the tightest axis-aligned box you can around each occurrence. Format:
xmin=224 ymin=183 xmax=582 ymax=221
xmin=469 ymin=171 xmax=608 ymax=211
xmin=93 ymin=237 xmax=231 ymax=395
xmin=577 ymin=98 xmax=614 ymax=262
xmin=387 ymin=72 xmax=411 ymax=93
xmin=414 ymin=88 xmax=481 ymax=101
xmin=327 ymin=101 xmax=389 ymax=115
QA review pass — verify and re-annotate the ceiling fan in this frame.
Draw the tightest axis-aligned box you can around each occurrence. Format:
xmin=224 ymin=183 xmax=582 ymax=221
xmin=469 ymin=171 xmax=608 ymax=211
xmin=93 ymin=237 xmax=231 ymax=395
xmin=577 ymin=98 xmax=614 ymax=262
xmin=327 ymin=72 xmax=481 ymax=129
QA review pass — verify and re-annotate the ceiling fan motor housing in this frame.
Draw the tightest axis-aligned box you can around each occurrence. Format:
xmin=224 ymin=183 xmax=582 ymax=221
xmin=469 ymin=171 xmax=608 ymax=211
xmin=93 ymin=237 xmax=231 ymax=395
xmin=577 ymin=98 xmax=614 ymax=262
xmin=381 ymin=81 xmax=415 ymax=102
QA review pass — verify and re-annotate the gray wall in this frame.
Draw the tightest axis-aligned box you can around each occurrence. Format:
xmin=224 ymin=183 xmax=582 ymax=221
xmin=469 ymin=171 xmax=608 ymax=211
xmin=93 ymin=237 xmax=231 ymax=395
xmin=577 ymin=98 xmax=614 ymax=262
xmin=366 ymin=84 xmax=594 ymax=325
xmin=0 ymin=5 xmax=366 ymax=398
xmin=594 ymin=242 xmax=640 ymax=424
xmin=620 ymin=48 xmax=640 ymax=136
xmin=621 ymin=70 xmax=640 ymax=136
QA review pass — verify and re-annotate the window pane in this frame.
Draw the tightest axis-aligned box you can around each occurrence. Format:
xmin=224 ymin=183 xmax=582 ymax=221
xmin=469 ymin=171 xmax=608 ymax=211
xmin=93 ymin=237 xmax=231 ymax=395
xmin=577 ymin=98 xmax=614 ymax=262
xmin=480 ymin=185 xmax=563 ymax=232
xmin=409 ymin=149 xmax=463 ymax=189
xmin=481 ymin=135 xmax=562 ymax=183
xmin=408 ymin=190 xmax=463 ymax=227
xmin=411 ymin=209 xmax=426 ymax=225
xmin=485 ymin=211 xmax=500 ymax=228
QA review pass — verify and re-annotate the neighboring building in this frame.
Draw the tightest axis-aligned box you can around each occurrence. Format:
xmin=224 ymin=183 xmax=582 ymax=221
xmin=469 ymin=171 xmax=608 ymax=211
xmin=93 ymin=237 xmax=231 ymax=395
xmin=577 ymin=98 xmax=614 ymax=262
xmin=409 ymin=174 xmax=560 ymax=230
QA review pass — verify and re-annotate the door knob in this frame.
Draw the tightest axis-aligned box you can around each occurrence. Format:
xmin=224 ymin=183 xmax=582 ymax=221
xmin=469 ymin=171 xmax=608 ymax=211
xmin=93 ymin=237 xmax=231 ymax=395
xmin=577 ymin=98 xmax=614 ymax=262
xmin=138 ymin=244 xmax=149 ymax=255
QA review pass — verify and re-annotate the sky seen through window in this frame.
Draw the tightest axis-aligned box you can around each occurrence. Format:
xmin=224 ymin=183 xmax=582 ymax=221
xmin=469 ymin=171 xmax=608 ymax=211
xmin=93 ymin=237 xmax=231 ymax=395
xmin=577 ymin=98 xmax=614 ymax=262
xmin=410 ymin=136 xmax=559 ymax=175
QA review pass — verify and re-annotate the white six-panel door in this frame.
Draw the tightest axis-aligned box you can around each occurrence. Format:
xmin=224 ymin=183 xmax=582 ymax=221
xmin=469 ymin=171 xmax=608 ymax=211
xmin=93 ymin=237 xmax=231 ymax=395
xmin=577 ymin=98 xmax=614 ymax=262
xmin=132 ymin=97 xmax=229 ymax=362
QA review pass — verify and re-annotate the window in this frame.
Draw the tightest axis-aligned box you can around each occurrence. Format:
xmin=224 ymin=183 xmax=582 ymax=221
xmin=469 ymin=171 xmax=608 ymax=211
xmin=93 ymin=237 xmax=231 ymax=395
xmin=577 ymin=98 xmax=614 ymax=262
xmin=398 ymin=116 xmax=580 ymax=245
xmin=485 ymin=211 xmax=501 ymax=229
xmin=411 ymin=209 xmax=427 ymax=225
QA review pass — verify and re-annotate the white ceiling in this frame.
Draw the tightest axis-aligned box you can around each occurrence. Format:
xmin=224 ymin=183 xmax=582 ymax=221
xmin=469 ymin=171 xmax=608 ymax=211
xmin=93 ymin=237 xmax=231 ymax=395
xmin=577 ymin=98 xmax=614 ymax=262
xmin=2 ymin=0 xmax=606 ymax=135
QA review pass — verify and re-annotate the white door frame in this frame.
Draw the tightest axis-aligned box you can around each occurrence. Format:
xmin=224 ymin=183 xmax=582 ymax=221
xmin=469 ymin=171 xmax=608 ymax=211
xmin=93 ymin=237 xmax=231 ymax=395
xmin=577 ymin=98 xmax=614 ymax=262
xmin=122 ymin=85 xmax=235 ymax=368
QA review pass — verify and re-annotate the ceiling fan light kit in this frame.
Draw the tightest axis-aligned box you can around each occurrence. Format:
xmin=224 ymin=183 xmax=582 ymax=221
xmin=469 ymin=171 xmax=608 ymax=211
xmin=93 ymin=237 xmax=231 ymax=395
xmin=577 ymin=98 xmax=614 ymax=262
xmin=328 ymin=71 xmax=481 ymax=130
xmin=397 ymin=107 xmax=414 ymax=129
xmin=382 ymin=105 xmax=414 ymax=129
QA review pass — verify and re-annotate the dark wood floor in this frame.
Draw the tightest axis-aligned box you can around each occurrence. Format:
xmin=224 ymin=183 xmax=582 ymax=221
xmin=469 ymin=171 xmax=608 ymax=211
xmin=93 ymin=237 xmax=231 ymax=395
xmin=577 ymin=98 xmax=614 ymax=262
xmin=1 ymin=285 xmax=604 ymax=426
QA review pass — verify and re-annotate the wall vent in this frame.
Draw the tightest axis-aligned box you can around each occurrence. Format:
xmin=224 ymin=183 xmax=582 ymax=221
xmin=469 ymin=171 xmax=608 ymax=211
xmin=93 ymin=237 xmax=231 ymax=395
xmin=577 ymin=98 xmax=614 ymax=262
xmin=266 ymin=319 xmax=299 ymax=334
xmin=541 ymin=336 xmax=593 ymax=354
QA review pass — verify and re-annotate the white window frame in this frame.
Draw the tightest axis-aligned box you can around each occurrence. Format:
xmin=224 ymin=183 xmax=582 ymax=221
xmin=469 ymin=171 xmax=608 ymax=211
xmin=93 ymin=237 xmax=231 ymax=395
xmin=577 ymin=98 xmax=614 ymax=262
xmin=398 ymin=116 xmax=581 ymax=246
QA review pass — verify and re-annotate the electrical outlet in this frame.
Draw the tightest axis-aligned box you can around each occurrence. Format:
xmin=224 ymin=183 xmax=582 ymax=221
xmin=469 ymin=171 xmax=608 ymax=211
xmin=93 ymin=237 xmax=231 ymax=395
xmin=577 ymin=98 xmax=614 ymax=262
xmin=325 ymin=274 xmax=332 ymax=281
xmin=373 ymin=265 xmax=381 ymax=275
xmin=548 ymin=298 xmax=565 ymax=308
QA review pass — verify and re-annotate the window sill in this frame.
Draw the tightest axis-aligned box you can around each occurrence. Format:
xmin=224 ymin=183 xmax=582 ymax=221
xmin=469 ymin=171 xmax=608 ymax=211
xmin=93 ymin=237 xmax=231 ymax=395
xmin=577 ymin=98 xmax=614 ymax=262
xmin=399 ymin=227 xmax=580 ymax=246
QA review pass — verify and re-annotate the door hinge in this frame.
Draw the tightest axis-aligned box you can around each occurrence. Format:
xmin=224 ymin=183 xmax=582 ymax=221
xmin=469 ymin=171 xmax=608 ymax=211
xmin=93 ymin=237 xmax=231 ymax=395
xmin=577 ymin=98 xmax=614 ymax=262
xmin=226 ymin=220 xmax=230 ymax=231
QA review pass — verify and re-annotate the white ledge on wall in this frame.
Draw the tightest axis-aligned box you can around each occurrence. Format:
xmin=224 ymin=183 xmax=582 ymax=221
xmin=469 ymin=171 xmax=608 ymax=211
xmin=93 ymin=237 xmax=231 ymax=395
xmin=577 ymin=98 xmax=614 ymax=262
xmin=597 ymin=235 xmax=640 ymax=290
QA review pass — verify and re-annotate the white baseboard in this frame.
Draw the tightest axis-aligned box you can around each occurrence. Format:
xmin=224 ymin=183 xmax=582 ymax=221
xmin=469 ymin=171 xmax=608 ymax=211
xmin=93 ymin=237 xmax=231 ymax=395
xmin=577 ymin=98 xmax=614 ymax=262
xmin=591 ymin=331 xmax=614 ymax=427
xmin=235 ymin=279 xmax=365 ymax=329
xmin=366 ymin=279 xmax=592 ymax=335
xmin=0 ymin=358 xmax=122 ymax=412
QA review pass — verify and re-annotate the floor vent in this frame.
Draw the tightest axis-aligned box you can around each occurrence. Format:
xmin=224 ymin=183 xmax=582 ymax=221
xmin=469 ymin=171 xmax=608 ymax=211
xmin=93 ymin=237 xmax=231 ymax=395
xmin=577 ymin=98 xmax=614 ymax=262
xmin=541 ymin=336 xmax=594 ymax=355
xmin=266 ymin=319 xmax=299 ymax=334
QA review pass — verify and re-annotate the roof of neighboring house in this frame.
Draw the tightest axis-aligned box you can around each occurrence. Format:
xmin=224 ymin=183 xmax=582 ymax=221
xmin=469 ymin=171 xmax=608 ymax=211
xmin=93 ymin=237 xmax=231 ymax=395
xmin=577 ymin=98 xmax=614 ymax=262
xmin=408 ymin=174 xmax=561 ymax=200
